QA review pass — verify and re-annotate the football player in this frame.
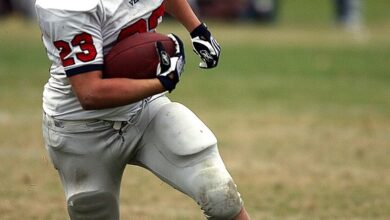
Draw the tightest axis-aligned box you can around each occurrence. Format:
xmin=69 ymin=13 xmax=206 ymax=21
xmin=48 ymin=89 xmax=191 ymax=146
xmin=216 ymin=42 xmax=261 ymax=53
xmin=35 ymin=0 xmax=250 ymax=219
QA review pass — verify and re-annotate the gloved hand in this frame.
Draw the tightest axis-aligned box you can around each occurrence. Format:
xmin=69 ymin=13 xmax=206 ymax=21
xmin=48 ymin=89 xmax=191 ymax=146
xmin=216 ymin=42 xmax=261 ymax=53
xmin=156 ymin=34 xmax=185 ymax=92
xmin=191 ymin=23 xmax=221 ymax=69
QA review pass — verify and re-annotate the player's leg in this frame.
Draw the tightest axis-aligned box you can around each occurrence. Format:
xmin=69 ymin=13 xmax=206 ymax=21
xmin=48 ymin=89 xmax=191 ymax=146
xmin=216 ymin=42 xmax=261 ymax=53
xmin=132 ymin=100 xmax=249 ymax=219
xmin=42 ymin=115 xmax=133 ymax=220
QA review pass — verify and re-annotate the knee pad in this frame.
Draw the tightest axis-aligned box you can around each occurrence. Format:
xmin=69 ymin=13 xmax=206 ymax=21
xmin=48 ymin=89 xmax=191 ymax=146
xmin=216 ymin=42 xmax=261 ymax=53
xmin=67 ymin=191 xmax=119 ymax=220
xmin=199 ymin=180 xmax=243 ymax=220
xmin=150 ymin=102 xmax=217 ymax=166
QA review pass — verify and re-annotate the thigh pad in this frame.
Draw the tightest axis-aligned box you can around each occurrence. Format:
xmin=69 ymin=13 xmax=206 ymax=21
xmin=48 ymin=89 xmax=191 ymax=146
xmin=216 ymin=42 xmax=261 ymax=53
xmin=149 ymin=102 xmax=217 ymax=156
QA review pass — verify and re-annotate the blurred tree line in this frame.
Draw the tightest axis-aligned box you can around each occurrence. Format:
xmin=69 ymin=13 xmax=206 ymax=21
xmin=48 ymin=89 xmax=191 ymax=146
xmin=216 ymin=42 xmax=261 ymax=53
xmin=0 ymin=0 xmax=35 ymax=19
xmin=0 ymin=0 xmax=362 ymax=30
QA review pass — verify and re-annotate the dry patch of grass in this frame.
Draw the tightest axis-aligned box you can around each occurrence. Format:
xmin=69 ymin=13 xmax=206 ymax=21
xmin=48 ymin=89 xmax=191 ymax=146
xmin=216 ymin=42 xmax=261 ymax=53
xmin=200 ymin=109 xmax=390 ymax=219
xmin=1 ymin=17 xmax=390 ymax=219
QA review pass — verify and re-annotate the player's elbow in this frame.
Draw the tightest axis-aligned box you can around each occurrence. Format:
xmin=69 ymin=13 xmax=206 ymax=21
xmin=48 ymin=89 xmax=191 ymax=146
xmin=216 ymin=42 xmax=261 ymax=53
xmin=69 ymin=70 xmax=105 ymax=110
xmin=80 ymin=100 xmax=97 ymax=110
xmin=79 ymin=97 xmax=97 ymax=110
xmin=77 ymin=91 xmax=101 ymax=110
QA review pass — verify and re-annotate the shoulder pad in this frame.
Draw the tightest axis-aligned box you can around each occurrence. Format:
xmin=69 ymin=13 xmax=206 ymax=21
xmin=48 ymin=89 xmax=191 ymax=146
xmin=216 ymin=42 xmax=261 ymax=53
xmin=36 ymin=0 xmax=99 ymax=12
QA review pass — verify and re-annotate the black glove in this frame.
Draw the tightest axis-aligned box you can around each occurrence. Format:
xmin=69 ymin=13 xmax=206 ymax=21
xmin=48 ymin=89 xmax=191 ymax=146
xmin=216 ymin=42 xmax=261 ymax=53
xmin=156 ymin=34 xmax=185 ymax=92
xmin=191 ymin=23 xmax=221 ymax=69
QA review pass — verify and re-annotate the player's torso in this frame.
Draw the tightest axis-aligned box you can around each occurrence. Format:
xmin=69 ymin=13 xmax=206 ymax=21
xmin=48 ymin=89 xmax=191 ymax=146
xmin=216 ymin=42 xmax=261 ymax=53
xmin=35 ymin=0 xmax=165 ymax=120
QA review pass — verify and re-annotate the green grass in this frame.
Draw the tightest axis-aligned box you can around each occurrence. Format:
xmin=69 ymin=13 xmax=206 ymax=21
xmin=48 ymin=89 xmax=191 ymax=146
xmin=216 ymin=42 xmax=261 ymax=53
xmin=1 ymin=1 xmax=390 ymax=219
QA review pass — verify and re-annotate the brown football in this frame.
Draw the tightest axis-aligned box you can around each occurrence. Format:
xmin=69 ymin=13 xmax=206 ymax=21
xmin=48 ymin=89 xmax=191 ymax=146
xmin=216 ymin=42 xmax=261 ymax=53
xmin=103 ymin=32 xmax=176 ymax=79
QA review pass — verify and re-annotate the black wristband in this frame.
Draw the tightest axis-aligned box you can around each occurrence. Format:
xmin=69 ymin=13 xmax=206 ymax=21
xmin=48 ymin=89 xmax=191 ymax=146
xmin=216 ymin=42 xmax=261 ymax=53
xmin=190 ymin=23 xmax=210 ymax=39
xmin=157 ymin=76 xmax=175 ymax=93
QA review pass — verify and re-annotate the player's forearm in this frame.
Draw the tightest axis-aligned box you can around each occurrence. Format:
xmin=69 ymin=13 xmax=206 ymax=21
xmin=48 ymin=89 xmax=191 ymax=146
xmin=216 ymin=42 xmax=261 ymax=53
xmin=164 ymin=0 xmax=201 ymax=32
xmin=70 ymin=72 xmax=165 ymax=110
xmin=83 ymin=78 xmax=164 ymax=110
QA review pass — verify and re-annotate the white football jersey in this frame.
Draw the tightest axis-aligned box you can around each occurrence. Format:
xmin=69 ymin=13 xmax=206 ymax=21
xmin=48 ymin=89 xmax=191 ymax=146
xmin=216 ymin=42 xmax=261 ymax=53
xmin=35 ymin=0 xmax=165 ymax=120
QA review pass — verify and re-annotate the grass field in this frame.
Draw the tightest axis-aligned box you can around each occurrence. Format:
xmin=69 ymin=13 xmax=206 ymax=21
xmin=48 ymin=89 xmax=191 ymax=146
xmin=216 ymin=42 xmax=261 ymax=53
xmin=1 ymin=1 xmax=390 ymax=219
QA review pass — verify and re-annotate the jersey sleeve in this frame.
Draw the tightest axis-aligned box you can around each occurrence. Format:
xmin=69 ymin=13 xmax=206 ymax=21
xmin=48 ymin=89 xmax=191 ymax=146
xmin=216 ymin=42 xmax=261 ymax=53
xmin=37 ymin=7 xmax=104 ymax=77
